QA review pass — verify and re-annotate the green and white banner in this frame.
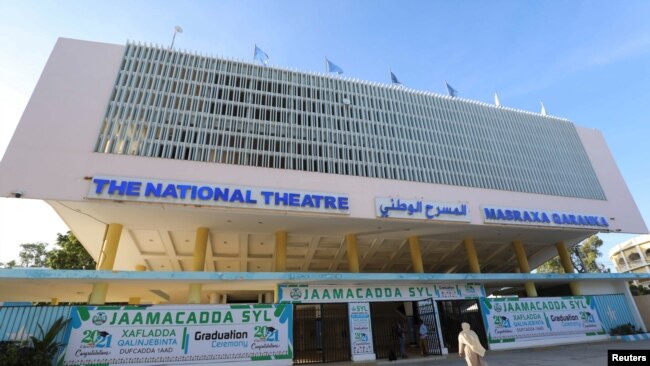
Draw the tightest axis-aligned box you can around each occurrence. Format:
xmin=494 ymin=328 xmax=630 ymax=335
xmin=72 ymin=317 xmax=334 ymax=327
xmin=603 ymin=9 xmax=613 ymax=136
xmin=61 ymin=304 xmax=292 ymax=366
xmin=480 ymin=296 xmax=606 ymax=344
xmin=348 ymin=302 xmax=374 ymax=360
xmin=278 ymin=283 xmax=484 ymax=303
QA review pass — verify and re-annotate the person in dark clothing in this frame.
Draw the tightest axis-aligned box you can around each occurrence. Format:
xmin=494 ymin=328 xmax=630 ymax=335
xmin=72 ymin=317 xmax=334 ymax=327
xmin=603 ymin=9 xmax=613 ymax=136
xmin=396 ymin=320 xmax=408 ymax=358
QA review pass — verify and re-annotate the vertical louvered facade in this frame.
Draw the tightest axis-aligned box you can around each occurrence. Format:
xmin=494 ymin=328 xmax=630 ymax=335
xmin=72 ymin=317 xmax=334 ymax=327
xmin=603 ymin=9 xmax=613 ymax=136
xmin=95 ymin=43 xmax=605 ymax=200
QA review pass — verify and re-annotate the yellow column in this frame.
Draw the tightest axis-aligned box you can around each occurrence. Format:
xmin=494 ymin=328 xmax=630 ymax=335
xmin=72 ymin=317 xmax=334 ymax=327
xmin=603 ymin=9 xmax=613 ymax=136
xmin=89 ymin=223 xmax=123 ymax=304
xmin=463 ymin=238 xmax=481 ymax=273
xmin=275 ymin=231 xmax=287 ymax=272
xmin=556 ymin=242 xmax=582 ymax=295
xmin=192 ymin=228 xmax=209 ymax=271
xmin=346 ymin=234 xmax=360 ymax=273
xmin=50 ymin=298 xmax=59 ymax=306
xmin=188 ymin=227 xmax=209 ymax=304
xmin=96 ymin=223 xmax=124 ymax=270
xmin=512 ymin=240 xmax=538 ymax=297
xmin=408 ymin=236 xmax=424 ymax=273
xmin=128 ymin=264 xmax=147 ymax=305
xmin=88 ymin=283 xmax=109 ymax=305
xmin=264 ymin=292 xmax=274 ymax=303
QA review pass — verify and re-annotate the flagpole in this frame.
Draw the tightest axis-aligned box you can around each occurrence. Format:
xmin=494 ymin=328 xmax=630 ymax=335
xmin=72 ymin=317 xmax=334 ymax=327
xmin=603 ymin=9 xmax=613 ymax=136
xmin=170 ymin=25 xmax=183 ymax=50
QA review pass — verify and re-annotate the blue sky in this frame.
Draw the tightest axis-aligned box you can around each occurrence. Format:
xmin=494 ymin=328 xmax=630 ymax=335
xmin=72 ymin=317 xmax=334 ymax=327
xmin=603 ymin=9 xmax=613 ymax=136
xmin=1 ymin=0 xmax=649 ymax=267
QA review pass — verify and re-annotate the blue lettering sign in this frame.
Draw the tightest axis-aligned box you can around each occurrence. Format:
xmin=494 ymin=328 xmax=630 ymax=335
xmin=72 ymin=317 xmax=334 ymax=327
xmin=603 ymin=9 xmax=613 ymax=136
xmin=484 ymin=207 xmax=608 ymax=228
xmin=245 ymin=190 xmax=257 ymax=204
xmin=197 ymin=186 xmax=212 ymax=200
xmin=230 ymin=189 xmax=245 ymax=203
xmin=145 ymin=182 xmax=161 ymax=197
xmin=176 ymin=185 xmax=192 ymax=199
xmin=338 ymin=197 xmax=349 ymax=210
xmin=214 ymin=188 xmax=229 ymax=202
xmin=312 ymin=195 xmax=323 ymax=208
xmin=93 ymin=178 xmax=110 ymax=194
xmin=89 ymin=177 xmax=350 ymax=214
xmin=301 ymin=195 xmax=314 ymax=207
xmin=261 ymin=191 xmax=273 ymax=204
xmin=324 ymin=196 xmax=336 ymax=209
xmin=274 ymin=192 xmax=289 ymax=206
xmin=162 ymin=184 xmax=177 ymax=198
xmin=125 ymin=181 xmax=141 ymax=196
xmin=552 ymin=213 xmax=561 ymax=224
xmin=108 ymin=180 xmax=128 ymax=195
xmin=484 ymin=208 xmax=496 ymax=220
xmin=289 ymin=193 xmax=300 ymax=206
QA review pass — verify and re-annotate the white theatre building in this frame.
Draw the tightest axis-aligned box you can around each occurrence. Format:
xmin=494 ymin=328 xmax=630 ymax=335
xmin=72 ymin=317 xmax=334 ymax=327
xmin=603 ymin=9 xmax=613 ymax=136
xmin=0 ymin=38 xmax=649 ymax=362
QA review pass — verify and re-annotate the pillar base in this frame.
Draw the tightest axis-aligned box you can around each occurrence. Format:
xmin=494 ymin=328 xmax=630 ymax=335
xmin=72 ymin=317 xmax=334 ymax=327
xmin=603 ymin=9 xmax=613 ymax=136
xmin=188 ymin=283 xmax=202 ymax=304
xmin=524 ymin=281 xmax=538 ymax=297
xmin=569 ymin=281 xmax=582 ymax=296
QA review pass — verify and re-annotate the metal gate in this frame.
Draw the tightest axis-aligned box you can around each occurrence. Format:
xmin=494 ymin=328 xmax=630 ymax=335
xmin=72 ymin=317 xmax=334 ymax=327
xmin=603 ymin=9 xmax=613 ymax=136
xmin=369 ymin=302 xmax=406 ymax=359
xmin=416 ymin=299 xmax=443 ymax=355
xmin=437 ymin=299 xmax=487 ymax=353
xmin=293 ymin=303 xmax=351 ymax=364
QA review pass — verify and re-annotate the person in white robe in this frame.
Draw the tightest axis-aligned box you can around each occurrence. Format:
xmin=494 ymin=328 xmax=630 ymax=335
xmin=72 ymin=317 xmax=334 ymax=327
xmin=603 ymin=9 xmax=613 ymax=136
xmin=458 ymin=322 xmax=488 ymax=366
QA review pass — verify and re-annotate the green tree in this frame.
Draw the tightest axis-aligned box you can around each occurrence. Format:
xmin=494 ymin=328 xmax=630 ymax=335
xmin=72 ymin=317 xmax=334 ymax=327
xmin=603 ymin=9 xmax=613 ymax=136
xmin=580 ymin=235 xmax=610 ymax=272
xmin=629 ymin=284 xmax=650 ymax=296
xmin=0 ymin=260 xmax=17 ymax=269
xmin=536 ymin=235 xmax=610 ymax=273
xmin=18 ymin=242 xmax=49 ymax=267
xmin=46 ymin=231 xmax=96 ymax=270
xmin=536 ymin=256 xmax=563 ymax=273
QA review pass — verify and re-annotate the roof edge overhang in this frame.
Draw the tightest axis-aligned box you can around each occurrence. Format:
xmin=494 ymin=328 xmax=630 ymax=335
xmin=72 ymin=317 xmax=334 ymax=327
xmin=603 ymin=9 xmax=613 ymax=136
xmin=2 ymin=269 xmax=647 ymax=284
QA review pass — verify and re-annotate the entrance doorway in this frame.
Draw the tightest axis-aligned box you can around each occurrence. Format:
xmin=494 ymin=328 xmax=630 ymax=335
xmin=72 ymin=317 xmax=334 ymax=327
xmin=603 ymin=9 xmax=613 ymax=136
xmin=369 ymin=300 xmax=443 ymax=359
xmin=369 ymin=301 xmax=405 ymax=359
xmin=437 ymin=299 xmax=487 ymax=353
xmin=293 ymin=303 xmax=351 ymax=364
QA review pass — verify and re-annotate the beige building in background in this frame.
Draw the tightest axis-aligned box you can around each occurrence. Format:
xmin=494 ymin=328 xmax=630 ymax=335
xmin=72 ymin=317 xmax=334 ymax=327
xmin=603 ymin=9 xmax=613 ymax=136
xmin=610 ymin=234 xmax=650 ymax=288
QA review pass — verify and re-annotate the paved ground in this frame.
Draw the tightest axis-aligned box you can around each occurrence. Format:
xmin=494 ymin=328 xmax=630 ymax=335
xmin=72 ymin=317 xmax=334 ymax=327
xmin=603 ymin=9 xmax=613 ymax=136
xmin=331 ymin=340 xmax=650 ymax=366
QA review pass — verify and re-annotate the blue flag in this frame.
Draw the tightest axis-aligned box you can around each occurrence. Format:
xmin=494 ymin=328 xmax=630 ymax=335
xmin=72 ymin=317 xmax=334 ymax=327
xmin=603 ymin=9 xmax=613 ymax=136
xmin=390 ymin=71 xmax=401 ymax=85
xmin=254 ymin=45 xmax=269 ymax=65
xmin=326 ymin=58 xmax=344 ymax=74
xmin=445 ymin=81 xmax=458 ymax=97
